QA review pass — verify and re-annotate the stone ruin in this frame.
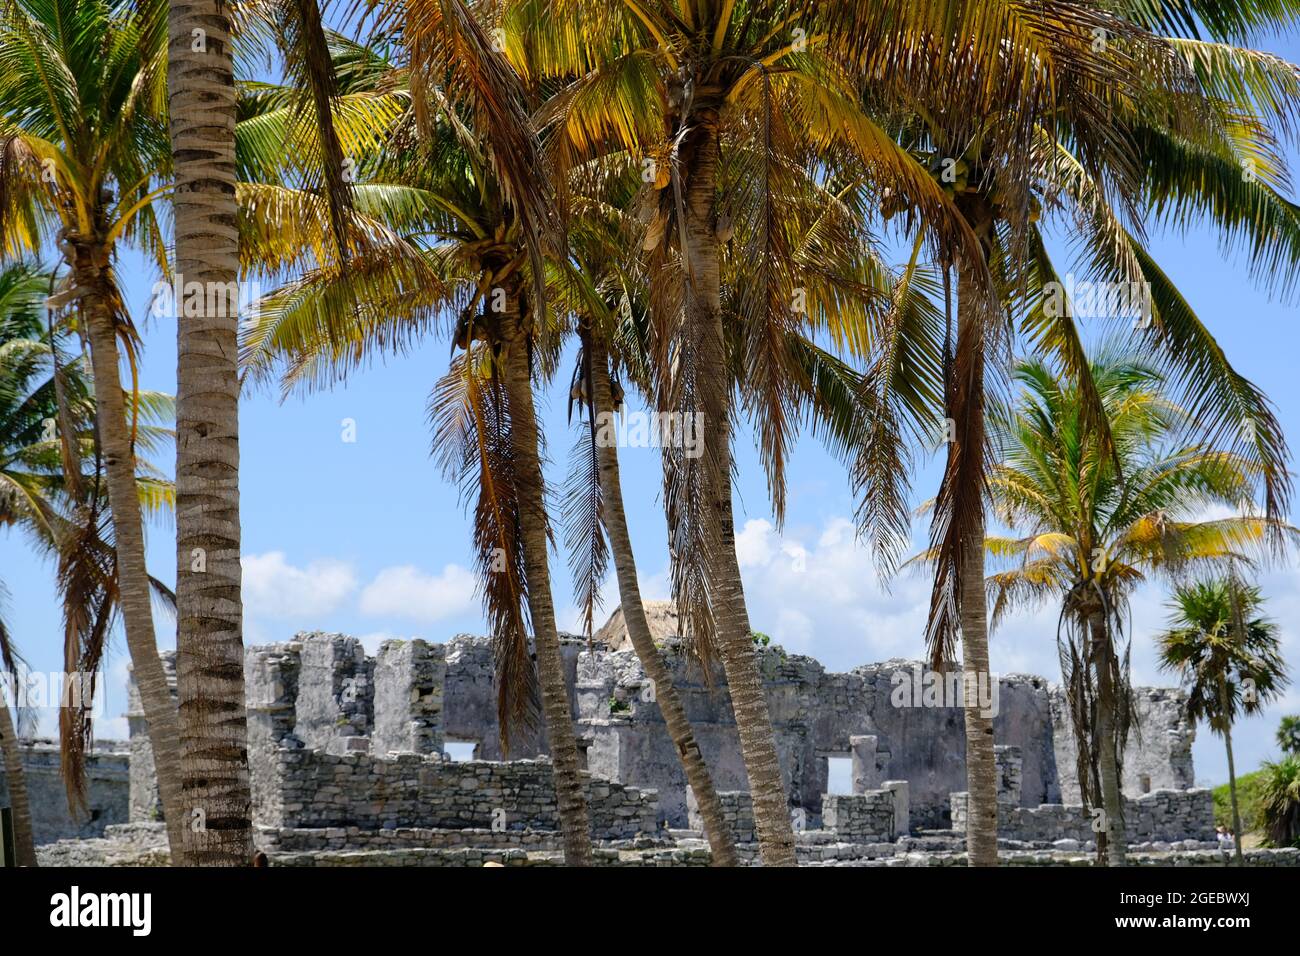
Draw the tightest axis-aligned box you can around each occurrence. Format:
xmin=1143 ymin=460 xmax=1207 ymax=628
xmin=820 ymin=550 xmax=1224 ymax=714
xmin=11 ymin=609 xmax=1277 ymax=864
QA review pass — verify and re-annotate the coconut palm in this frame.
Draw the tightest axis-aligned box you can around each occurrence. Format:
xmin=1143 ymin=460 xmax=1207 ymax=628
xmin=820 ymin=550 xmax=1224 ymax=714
xmin=235 ymin=34 xmax=603 ymax=863
xmin=876 ymin=3 xmax=1300 ymax=862
xmin=167 ymin=0 xmax=367 ymax=866
xmin=0 ymin=259 xmax=175 ymax=865
xmin=167 ymin=0 xmax=256 ymax=868
xmin=976 ymin=348 xmax=1293 ymax=865
xmin=557 ymin=196 xmax=743 ymax=861
xmin=0 ymin=261 xmax=50 ymax=867
xmin=1157 ymin=578 xmax=1289 ymax=864
xmin=504 ymin=0 xmax=1080 ymax=867
xmin=0 ymin=0 xmax=193 ymax=861
xmin=505 ymin=0 xmax=1288 ymax=865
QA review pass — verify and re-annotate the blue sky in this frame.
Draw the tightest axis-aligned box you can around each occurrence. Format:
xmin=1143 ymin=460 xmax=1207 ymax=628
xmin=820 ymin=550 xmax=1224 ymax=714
xmin=3 ymin=28 xmax=1300 ymax=795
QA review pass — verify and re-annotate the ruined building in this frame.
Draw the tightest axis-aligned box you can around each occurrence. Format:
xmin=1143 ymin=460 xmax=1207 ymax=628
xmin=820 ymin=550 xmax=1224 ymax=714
xmin=71 ymin=616 xmax=1214 ymax=862
xmin=2 ymin=603 xmax=1228 ymax=861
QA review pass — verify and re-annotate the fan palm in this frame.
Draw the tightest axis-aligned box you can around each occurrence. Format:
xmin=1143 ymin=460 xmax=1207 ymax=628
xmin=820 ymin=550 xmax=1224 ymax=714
xmin=1278 ymin=715 xmax=1300 ymax=756
xmin=976 ymin=347 xmax=1293 ymax=865
xmin=1258 ymin=754 xmax=1300 ymax=847
xmin=1157 ymin=578 xmax=1289 ymax=864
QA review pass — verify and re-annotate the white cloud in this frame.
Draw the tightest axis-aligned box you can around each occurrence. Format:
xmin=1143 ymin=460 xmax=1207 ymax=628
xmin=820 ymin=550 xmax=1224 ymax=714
xmin=734 ymin=519 xmax=777 ymax=567
xmin=355 ymin=631 xmax=426 ymax=655
xmin=720 ymin=513 xmax=1300 ymax=786
xmin=241 ymin=551 xmax=357 ymax=619
xmin=359 ymin=564 xmax=477 ymax=622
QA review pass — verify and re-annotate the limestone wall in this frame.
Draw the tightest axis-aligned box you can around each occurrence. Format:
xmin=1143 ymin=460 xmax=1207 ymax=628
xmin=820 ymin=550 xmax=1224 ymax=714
xmin=255 ymin=749 xmax=656 ymax=838
xmin=0 ymin=739 xmax=129 ymax=844
xmin=573 ymin=646 xmax=1197 ymax=829
xmin=124 ymin=627 xmax=1200 ymax=843
xmin=240 ymin=635 xmax=656 ymax=841
xmin=949 ymin=787 xmax=1214 ymax=844
xmin=1050 ymin=686 xmax=1196 ymax=804
xmin=821 ymin=792 xmax=897 ymax=841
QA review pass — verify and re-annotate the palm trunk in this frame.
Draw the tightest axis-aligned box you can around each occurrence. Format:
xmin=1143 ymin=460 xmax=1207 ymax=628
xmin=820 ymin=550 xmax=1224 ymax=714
xmin=0 ymin=698 xmax=37 ymax=866
xmin=168 ymin=0 xmax=254 ymax=866
xmin=683 ymin=114 xmax=797 ymax=867
xmin=959 ymin=511 xmax=998 ymax=864
xmin=1220 ymin=681 xmax=1245 ymax=866
xmin=954 ymin=257 xmax=997 ymax=866
xmin=588 ymin=332 xmax=738 ymax=866
xmin=499 ymin=299 xmax=593 ymax=866
xmin=1091 ymin=622 xmax=1126 ymax=866
xmin=70 ymin=239 xmax=188 ymax=864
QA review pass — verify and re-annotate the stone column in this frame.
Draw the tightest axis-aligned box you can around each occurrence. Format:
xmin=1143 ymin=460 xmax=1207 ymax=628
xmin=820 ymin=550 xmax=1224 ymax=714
xmin=849 ymin=734 xmax=880 ymax=793
xmin=294 ymin=633 xmax=373 ymax=755
xmin=245 ymin=645 xmax=301 ymax=748
xmin=882 ymin=779 xmax=910 ymax=837
xmin=994 ymin=745 xmax=1023 ymax=809
xmin=244 ymin=643 xmax=303 ymax=830
xmin=373 ymin=639 xmax=446 ymax=756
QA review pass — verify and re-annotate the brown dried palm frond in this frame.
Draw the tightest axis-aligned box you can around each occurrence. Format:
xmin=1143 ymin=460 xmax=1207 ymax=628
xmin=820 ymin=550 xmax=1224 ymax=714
xmin=561 ymin=332 xmax=608 ymax=642
xmin=923 ymin=203 xmax=1011 ymax=665
xmin=429 ymin=346 xmax=539 ymax=751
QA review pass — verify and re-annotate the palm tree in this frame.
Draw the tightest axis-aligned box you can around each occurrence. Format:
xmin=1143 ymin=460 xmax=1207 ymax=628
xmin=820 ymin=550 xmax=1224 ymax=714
xmin=875 ymin=5 xmax=1300 ymax=861
xmin=0 ymin=0 xmax=191 ymax=862
xmin=236 ymin=35 xmax=600 ymax=863
xmin=556 ymin=203 xmax=738 ymax=861
xmin=1157 ymin=578 xmax=1289 ymax=865
xmin=167 ymin=0 xmax=255 ymax=867
xmin=1258 ymin=755 xmax=1300 ymax=847
xmin=506 ymin=0 xmax=1054 ymax=868
xmin=0 ymin=259 xmax=174 ymax=865
xmin=1278 ymin=716 xmax=1300 ymax=756
xmin=167 ymin=0 xmax=362 ymax=866
xmin=0 ymin=260 xmax=64 ymax=867
xmin=509 ymin=0 xmax=1298 ymax=866
xmin=978 ymin=348 xmax=1293 ymax=864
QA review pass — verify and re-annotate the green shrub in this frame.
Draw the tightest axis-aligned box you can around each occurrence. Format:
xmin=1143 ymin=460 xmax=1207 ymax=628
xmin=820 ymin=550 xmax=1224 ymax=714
xmin=1212 ymin=769 xmax=1267 ymax=833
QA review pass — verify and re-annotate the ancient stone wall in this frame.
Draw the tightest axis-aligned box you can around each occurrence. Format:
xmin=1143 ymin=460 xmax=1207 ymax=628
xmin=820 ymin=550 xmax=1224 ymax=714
xmin=821 ymin=792 xmax=897 ymax=841
xmin=124 ymin=626 xmax=1201 ymax=844
xmin=441 ymin=634 xmax=585 ymax=760
xmin=240 ymin=635 xmax=656 ymax=842
xmin=0 ymin=739 xmax=129 ymax=843
xmin=574 ymin=647 xmax=1196 ymax=829
xmin=948 ymin=787 xmax=1214 ymax=844
xmin=1050 ymin=686 xmax=1196 ymax=804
